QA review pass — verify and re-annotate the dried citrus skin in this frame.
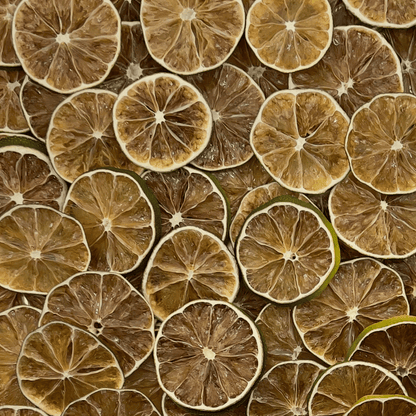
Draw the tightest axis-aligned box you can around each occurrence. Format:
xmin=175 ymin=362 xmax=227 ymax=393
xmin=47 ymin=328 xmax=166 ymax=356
xmin=345 ymin=395 xmax=416 ymax=416
xmin=140 ymin=0 xmax=245 ymax=75
xmin=12 ymin=0 xmax=121 ymax=94
xmin=0 ymin=406 xmax=48 ymax=416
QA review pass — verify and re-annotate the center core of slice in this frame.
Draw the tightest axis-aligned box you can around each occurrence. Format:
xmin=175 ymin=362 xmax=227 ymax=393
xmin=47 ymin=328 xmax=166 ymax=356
xmin=154 ymin=110 xmax=165 ymax=124
xmin=127 ymin=63 xmax=143 ymax=80
xmin=202 ymin=347 xmax=216 ymax=360
xmin=102 ymin=218 xmax=112 ymax=232
xmin=181 ymin=7 xmax=196 ymax=21
xmin=338 ymin=79 xmax=354 ymax=96
xmin=11 ymin=192 xmax=24 ymax=204
xmin=295 ymin=137 xmax=306 ymax=151
xmin=169 ymin=211 xmax=183 ymax=227
xmin=391 ymin=140 xmax=403 ymax=151
xmin=346 ymin=306 xmax=359 ymax=322
xmin=56 ymin=33 xmax=71 ymax=44
xmin=30 ymin=250 xmax=42 ymax=259
xmin=286 ymin=21 xmax=296 ymax=31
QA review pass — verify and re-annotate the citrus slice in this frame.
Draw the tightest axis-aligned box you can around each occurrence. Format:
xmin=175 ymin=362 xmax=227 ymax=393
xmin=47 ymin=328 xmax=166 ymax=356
xmin=0 ymin=306 xmax=40 ymax=407
xmin=290 ymin=26 xmax=404 ymax=117
xmin=0 ymin=134 xmax=37 ymax=142
xmin=62 ymin=389 xmax=161 ymax=416
xmin=155 ymin=300 xmax=264 ymax=412
xmin=47 ymin=89 xmax=143 ymax=183
xmin=346 ymin=395 xmax=416 ymax=416
xmin=143 ymin=167 xmax=229 ymax=240
xmin=0 ymin=69 xmax=28 ymax=134
xmin=142 ymin=226 xmax=239 ymax=321
xmin=242 ymin=0 xmax=255 ymax=13
xmin=346 ymin=93 xmax=416 ymax=194
xmin=19 ymin=76 xmax=66 ymax=142
xmin=329 ymin=0 xmax=361 ymax=26
xmin=230 ymin=182 xmax=310 ymax=246
xmin=250 ymin=89 xmax=350 ymax=193
xmin=256 ymin=303 xmax=325 ymax=371
xmin=186 ymin=63 xmax=264 ymax=170
xmin=227 ymin=37 xmax=289 ymax=98
xmin=0 ymin=0 xmax=21 ymax=66
xmin=342 ymin=0 xmax=416 ymax=28
xmin=0 ymin=138 xmax=67 ymax=216
xmin=16 ymin=322 xmax=124 ymax=416
xmin=140 ymin=0 xmax=245 ymax=75
xmin=232 ymin=280 xmax=269 ymax=321
xmin=212 ymin=156 xmax=273 ymax=218
xmin=63 ymin=168 xmax=159 ymax=273
xmin=113 ymin=73 xmax=212 ymax=172
xmin=246 ymin=0 xmax=333 ymax=73
xmin=111 ymin=0 xmax=141 ymax=21
xmin=346 ymin=316 xmax=416 ymax=398
xmin=308 ymin=361 xmax=407 ymax=416
xmin=0 ymin=205 xmax=90 ymax=294
xmin=236 ymin=195 xmax=340 ymax=305
xmin=12 ymin=0 xmax=121 ymax=94
xmin=0 ymin=406 xmax=48 ymax=416
xmin=0 ymin=288 xmax=44 ymax=313
xmin=248 ymin=360 xmax=325 ymax=416
xmin=293 ymin=258 xmax=409 ymax=365
xmin=328 ymin=172 xmax=416 ymax=259
xmin=100 ymin=22 xmax=164 ymax=94
xmin=40 ymin=271 xmax=155 ymax=377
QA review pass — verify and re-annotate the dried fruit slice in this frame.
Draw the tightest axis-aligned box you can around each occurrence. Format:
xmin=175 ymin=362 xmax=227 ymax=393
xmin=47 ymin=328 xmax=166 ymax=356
xmin=186 ymin=63 xmax=264 ymax=170
xmin=346 ymin=395 xmax=416 ymax=416
xmin=308 ymin=361 xmax=407 ymax=416
xmin=140 ymin=0 xmax=245 ymax=75
xmin=111 ymin=0 xmax=141 ymax=21
xmin=0 ymin=288 xmax=44 ymax=313
xmin=143 ymin=167 xmax=229 ymax=240
xmin=47 ymin=89 xmax=143 ymax=183
xmin=0 ymin=138 xmax=67 ymax=216
xmin=236 ymin=196 xmax=340 ymax=305
xmin=246 ymin=0 xmax=333 ymax=73
xmin=0 ymin=205 xmax=90 ymax=294
xmin=62 ymin=389 xmax=160 ymax=416
xmin=0 ymin=306 xmax=40 ymax=407
xmin=40 ymin=271 xmax=154 ymax=377
xmin=63 ymin=168 xmax=159 ymax=273
xmin=329 ymin=172 xmax=416 ymax=258
xmin=0 ymin=0 xmax=21 ymax=66
xmin=290 ymin=26 xmax=404 ymax=117
xmin=113 ymin=73 xmax=212 ymax=172
xmin=12 ymin=0 xmax=121 ymax=94
xmin=294 ymin=258 xmax=409 ymax=365
xmin=248 ymin=361 xmax=325 ymax=416
xmin=251 ymin=89 xmax=350 ymax=193
xmin=0 ymin=406 xmax=48 ymax=416
xmin=16 ymin=322 xmax=124 ymax=416
xmin=346 ymin=93 xmax=416 ymax=194
xmin=232 ymin=280 xmax=268 ymax=321
xmin=155 ymin=300 xmax=263 ymax=412
xmin=329 ymin=0 xmax=361 ymax=26
xmin=143 ymin=226 xmax=239 ymax=320
xmin=346 ymin=316 xmax=416 ymax=398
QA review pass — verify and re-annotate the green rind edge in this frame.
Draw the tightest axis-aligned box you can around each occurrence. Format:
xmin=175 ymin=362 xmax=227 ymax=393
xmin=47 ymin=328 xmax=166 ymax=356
xmin=0 ymin=136 xmax=46 ymax=154
xmin=351 ymin=394 xmax=416 ymax=408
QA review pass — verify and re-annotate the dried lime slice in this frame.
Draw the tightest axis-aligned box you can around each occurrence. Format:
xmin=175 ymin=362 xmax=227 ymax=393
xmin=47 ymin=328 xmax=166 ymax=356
xmin=346 ymin=395 xmax=416 ymax=416
xmin=0 ymin=406 xmax=48 ymax=416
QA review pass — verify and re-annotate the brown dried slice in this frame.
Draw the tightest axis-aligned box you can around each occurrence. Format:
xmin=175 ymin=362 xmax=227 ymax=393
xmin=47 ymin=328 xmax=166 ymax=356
xmin=186 ymin=63 xmax=264 ymax=170
xmin=0 ymin=288 xmax=44 ymax=313
xmin=294 ymin=258 xmax=410 ymax=365
xmin=143 ymin=167 xmax=229 ymax=240
xmin=248 ymin=361 xmax=325 ymax=416
xmin=143 ymin=226 xmax=239 ymax=320
xmin=155 ymin=300 xmax=263 ymax=412
xmin=290 ymin=26 xmax=404 ymax=117
xmin=16 ymin=322 xmax=124 ymax=416
xmin=111 ymin=0 xmax=141 ymax=21
xmin=63 ymin=169 xmax=159 ymax=273
xmin=251 ymin=89 xmax=350 ymax=193
xmin=0 ymin=0 xmax=21 ymax=66
xmin=308 ymin=361 xmax=407 ymax=416
xmin=0 ymin=205 xmax=90 ymax=294
xmin=232 ymin=280 xmax=269 ymax=321
xmin=12 ymin=0 xmax=121 ymax=94
xmin=329 ymin=172 xmax=416 ymax=258
xmin=62 ymin=389 xmax=160 ymax=416
xmin=0 ymin=138 xmax=67 ymax=216
xmin=0 ymin=306 xmax=40 ymax=407
xmin=329 ymin=0 xmax=361 ymax=26
xmin=47 ymin=89 xmax=143 ymax=183
xmin=40 ymin=271 xmax=154 ymax=377
xmin=140 ymin=0 xmax=245 ymax=75
xmin=346 ymin=395 xmax=416 ymax=416
xmin=0 ymin=407 xmax=48 ymax=416
xmin=246 ymin=0 xmax=333 ymax=73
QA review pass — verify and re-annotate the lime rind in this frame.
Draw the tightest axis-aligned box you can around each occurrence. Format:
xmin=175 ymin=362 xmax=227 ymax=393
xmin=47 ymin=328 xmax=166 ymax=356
xmin=345 ymin=394 xmax=416 ymax=415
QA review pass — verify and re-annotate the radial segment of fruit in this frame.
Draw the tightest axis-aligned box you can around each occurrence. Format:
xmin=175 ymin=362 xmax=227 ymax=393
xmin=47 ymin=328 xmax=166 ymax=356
xmin=63 ymin=169 xmax=159 ymax=273
xmin=140 ymin=0 xmax=245 ymax=75
xmin=0 ymin=205 xmax=90 ymax=294
xmin=246 ymin=0 xmax=333 ymax=73
xmin=250 ymin=89 xmax=350 ymax=193
xmin=329 ymin=172 xmax=416 ymax=258
xmin=113 ymin=73 xmax=212 ymax=172
xmin=40 ymin=271 xmax=155 ymax=377
xmin=0 ymin=0 xmax=21 ymax=66
xmin=155 ymin=300 xmax=263 ymax=412
xmin=290 ymin=26 xmax=404 ymax=117
xmin=294 ymin=258 xmax=409 ymax=365
xmin=12 ymin=0 xmax=121 ymax=94
xmin=0 ymin=407 xmax=48 ymax=416
xmin=143 ymin=226 xmax=239 ymax=320
xmin=236 ymin=196 xmax=339 ymax=305
xmin=345 ymin=395 xmax=416 ymax=416
xmin=16 ymin=322 xmax=124 ymax=416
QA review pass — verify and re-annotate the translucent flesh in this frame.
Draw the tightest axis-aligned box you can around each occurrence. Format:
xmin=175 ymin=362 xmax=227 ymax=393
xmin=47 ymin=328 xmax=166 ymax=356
xmin=294 ymin=259 xmax=409 ymax=364
xmin=64 ymin=171 xmax=154 ymax=272
xmin=348 ymin=396 xmax=416 ymax=416
xmin=145 ymin=229 xmax=238 ymax=320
